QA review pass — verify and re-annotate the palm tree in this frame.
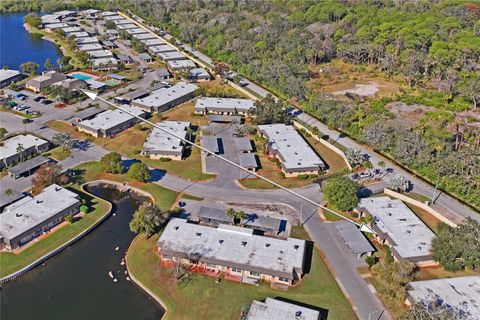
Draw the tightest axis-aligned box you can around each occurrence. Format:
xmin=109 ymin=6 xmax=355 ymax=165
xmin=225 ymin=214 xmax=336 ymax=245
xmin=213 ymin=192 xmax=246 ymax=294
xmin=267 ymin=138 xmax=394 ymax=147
xmin=16 ymin=143 xmax=25 ymax=162
xmin=56 ymin=57 xmax=64 ymax=70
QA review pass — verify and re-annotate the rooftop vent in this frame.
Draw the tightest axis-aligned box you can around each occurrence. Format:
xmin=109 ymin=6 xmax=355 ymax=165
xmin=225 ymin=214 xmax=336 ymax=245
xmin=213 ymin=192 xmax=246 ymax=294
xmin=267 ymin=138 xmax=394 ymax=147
xmin=294 ymin=245 xmax=299 ymax=250
xmin=15 ymin=213 xmax=22 ymax=218
xmin=174 ymin=226 xmax=179 ymax=231
xmin=218 ymin=240 xmax=224 ymax=245
xmin=265 ymin=243 xmax=270 ymax=247
xmin=195 ymin=232 xmax=202 ymax=237
xmin=295 ymin=311 xmax=302 ymax=319
xmin=241 ymin=241 xmax=247 ymax=247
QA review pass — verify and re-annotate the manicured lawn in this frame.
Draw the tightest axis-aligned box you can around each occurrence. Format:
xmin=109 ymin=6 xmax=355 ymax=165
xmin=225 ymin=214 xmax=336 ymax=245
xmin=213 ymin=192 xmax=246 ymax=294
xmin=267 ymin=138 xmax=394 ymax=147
xmin=415 ymin=266 xmax=479 ymax=281
xmin=0 ymin=187 xmax=110 ymax=278
xmin=0 ymin=107 xmax=38 ymax=119
xmin=48 ymin=120 xmax=92 ymax=140
xmin=159 ymin=101 xmax=209 ymax=126
xmin=44 ymin=146 xmax=71 ymax=161
xmin=74 ymin=161 xmax=178 ymax=211
xmin=302 ymin=134 xmax=349 ymax=174
xmin=127 ymin=226 xmax=356 ymax=320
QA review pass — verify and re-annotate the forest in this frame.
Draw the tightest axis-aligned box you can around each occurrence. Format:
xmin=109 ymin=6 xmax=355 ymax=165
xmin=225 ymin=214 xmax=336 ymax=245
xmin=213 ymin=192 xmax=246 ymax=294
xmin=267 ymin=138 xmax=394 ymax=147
xmin=1 ymin=0 xmax=479 ymax=208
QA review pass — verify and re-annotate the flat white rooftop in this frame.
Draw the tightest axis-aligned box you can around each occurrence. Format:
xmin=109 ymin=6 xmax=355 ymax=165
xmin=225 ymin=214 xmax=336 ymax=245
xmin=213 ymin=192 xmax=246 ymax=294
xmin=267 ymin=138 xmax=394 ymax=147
xmin=133 ymin=82 xmax=198 ymax=110
xmin=69 ymin=32 xmax=90 ymax=38
xmin=148 ymin=45 xmax=176 ymax=54
xmin=246 ymin=298 xmax=320 ymax=320
xmin=132 ymin=33 xmax=157 ymax=40
xmin=195 ymin=97 xmax=255 ymax=114
xmin=77 ymin=43 xmax=103 ymax=51
xmin=358 ymin=197 xmax=436 ymax=260
xmin=91 ymin=58 xmax=118 ymax=67
xmin=0 ymin=134 xmax=48 ymax=162
xmin=407 ymin=276 xmax=480 ymax=317
xmin=126 ymin=28 xmax=148 ymax=35
xmin=87 ymin=50 xmax=114 ymax=58
xmin=157 ymin=51 xmax=187 ymax=61
xmin=257 ymin=124 xmax=325 ymax=172
xmin=75 ymin=36 xmax=99 ymax=45
xmin=167 ymin=59 xmax=196 ymax=69
xmin=0 ymin=184 xmax=80 ymax=241
xmin=79 ymin=105 xmax=145 ymax=131
xmin=141 ymin=38 xmax=165 ymax=47
xmin=157 ymin=218 xmax=306 ymax=279
xmin=143 ymin=121 xmax=190 ymax=155
xmin=61 ymin=26 xmax=82 ymax=34
xmin=0 ymin=69 xmax=21 ymax=82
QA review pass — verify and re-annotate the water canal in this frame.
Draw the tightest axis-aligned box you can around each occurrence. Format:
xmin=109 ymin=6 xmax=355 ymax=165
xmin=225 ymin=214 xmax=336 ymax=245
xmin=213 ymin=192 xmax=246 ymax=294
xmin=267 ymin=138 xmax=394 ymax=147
xmin=0 ymin=184 xmax=165 ymax=320
xmin=0 ymin=12 xmax=62 ymax=71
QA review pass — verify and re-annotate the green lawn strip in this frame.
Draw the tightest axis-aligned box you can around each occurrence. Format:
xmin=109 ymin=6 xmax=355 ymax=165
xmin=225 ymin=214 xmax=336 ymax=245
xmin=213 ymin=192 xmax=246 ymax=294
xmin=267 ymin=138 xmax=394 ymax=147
xmin=181 ymin=194 xmax=204 ymax=201
xmin=44 ymin=146 xmax=71 ymax=161
xmin=0 ymin=107 xmax=35 ymax=119
xmin=127 ymin=226 xmax=356 ymax=320
xmin=0 ymin=187 xmax=110 ymax=278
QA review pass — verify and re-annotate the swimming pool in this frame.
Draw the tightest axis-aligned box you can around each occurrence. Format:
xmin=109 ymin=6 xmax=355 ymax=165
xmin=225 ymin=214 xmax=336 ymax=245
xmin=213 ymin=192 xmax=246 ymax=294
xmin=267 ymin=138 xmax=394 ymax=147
xmin=70 ymin=73 xmax=93 ymax=81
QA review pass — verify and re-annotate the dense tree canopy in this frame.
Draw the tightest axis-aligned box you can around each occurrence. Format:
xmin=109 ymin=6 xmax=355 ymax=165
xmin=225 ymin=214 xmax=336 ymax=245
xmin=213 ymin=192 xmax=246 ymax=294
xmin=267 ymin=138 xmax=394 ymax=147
xmin=322 ymin=175 xmax=359 ymax=211
xmin=431 ymin=218 xmax=480 ymax=272
xmin=100 ymin=152 xmax=123 ymax=174
xmin=127 ymin=162 xmax=150 ymax=182
xmin=129 ymin=203 xmax=168 ymax=237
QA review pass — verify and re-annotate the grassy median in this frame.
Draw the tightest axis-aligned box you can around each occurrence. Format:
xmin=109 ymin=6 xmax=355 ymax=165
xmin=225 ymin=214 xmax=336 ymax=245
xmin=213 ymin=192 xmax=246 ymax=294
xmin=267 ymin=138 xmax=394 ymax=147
xmin=126 ymin=226 xmax=356 ymax=320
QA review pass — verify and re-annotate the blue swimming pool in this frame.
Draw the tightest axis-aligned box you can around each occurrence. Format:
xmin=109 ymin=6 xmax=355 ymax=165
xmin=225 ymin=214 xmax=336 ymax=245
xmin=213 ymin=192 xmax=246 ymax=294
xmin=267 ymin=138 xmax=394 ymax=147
xmin=70 ymin=73 xmax=93 ymax=81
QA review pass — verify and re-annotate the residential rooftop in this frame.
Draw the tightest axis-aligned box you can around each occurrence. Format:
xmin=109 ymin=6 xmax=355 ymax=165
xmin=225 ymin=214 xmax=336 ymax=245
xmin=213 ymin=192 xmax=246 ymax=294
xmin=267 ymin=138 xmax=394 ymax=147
xmin=157 ymin=51 xmax=187 ymax=61
xmin=157 ymin=218 xmax=306 ymax=279
xmin=195 ymin=97 xmax=255 ymax=114
xmin=257 ymin=124 xmax=326 ymax=172
xmin=143 ymin=121 xmax=190 ymax=156
xmin=357 ymin=197 xmax=436 ymax=260
xmin=87 ymin=50 xmax=114 ymax=59
xmin=0 ymin=184 xmax=81 ymax=241
xmin=133 ymin=82 xmax=198 ymax=110
xmin=238 ymin=153 xmax=258 ymax=169
xmin=149 ymin=45 xmax=176 ymax=54
xmin=189 ymin=67 xmax=211 ymax=79
xmin=202 ymin=136 xmax=220 ymax=153
xmin=234 ymin=137 xmax=253 ymax=152
xmin=334 ymin=220 xmax=375 ymax=254
xmin=79 ymin=105 xmax=145 ymax=131
xmin=246 ymin=298 xmax=320 ymax=320
xmin=75 ymin=36 xmax=99 ymax=45
xmin=77 ymin=43 xmax=103 ymax=51
xmin=141 ymin=38 xmax=165 ymax=47
xmin=407 ymin=276 xmax=480 ymax=317
xmin=132 ymin=33 xmax=157 ymax=40
xmin=0 ymin=134 xmax=49 ymax=162
xmin=167 ymin=59 xmax=196 ymax=69
xmin=0 ymin=69 xmax=21 ymax=83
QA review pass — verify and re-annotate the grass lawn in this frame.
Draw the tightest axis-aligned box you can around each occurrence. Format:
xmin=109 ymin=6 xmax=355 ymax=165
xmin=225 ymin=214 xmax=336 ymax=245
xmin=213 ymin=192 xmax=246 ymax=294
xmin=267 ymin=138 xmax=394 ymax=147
xmin=0 ymin=186 xmax=110 ymax=278
xmin=302 ymin=134 xmax=349 ymax=174
xmin=74 ymin=161 xmax=178 ymax=210
xmin=0 ymin=107 xmax=37 ymax=119
xmin=127 ymin=226 xmax=356 ymax=320
xmin=159 ymin=101 xmax=209 ymax=126
xmin=197 ymin=79 xmax=250 ymax=99
xmin=404 ymin=203 xmax=443 ymax=234
xmin=49 ymin=118 xmax=214 ymax=181
xmin=44 ymin=146 xmax=71 ymax=161
xmin=415 ymin=266 xmax=480 ymax=281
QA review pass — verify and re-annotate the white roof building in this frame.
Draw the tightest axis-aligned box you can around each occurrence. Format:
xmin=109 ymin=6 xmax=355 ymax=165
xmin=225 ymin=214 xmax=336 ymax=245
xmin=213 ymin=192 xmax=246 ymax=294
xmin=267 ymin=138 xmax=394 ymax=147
xmin=406 ymin=276 xmax=480 ymax=317
xmin=167 ymin=59 xmax=196 ymax=69
xmin=132 ymin=82 xmax=198 ymax=113
xmin=357 ymin=197 xmax=436 ymax=262
xmin=0 ymin=134 xmax=49 ymax=164
xmin=142 ymin=121 xmax=191 ymax=158
xmin=194 ymin=97 xmax=255 ymax=115
xmin=246 ymin=298 xmax=320 ymax=320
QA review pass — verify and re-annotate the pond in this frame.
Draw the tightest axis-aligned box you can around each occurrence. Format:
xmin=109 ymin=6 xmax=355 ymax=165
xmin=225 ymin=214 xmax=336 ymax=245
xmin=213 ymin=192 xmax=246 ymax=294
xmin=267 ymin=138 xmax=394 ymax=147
xmin=0 ymin=12 xmax=62 ymax=71
xmin=0 ymin=184 xmax=165 ymax=320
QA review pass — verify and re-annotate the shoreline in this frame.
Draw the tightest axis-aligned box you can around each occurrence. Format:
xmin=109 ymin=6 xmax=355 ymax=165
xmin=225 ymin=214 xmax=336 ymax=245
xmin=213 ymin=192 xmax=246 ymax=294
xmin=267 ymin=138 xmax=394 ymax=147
xmin=0 ymin=182 xmax=112 ymax=283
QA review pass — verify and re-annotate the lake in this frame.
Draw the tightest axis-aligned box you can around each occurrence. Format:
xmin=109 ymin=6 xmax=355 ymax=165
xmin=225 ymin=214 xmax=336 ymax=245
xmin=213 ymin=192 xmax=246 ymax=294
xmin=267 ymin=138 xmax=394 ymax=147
xmin=0 ymin=12 xmax=62 ymax=71
xmin=0 ymin=184 xmax=165 ymax=320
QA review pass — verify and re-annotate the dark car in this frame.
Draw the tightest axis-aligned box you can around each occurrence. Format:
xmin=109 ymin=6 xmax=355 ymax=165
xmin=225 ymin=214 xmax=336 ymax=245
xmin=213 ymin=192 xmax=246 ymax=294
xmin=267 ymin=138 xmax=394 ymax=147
xmin=41 ymin=99 xmax=52 ymax=105
xmin=34 ymin=96 xmax=45 ymax=102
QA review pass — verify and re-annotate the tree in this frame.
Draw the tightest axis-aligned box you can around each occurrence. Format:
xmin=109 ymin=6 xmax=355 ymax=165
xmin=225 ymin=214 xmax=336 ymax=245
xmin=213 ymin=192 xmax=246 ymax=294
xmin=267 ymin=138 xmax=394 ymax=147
xmin=127 ymin=162 xmax=150 ymax=182
xmin=4 ymin=188 xmax=14 ymax=207
xmin=0 ymin=128 xmax=7 ymax=140
xmin=250 ymin=94 xmax=291 ymax=125
xmin=371 ymin=261 xmax=416 ymax=303
xmin=457 ymin=74 xmax=480 ymax=109
xmin=31 ymin=162 xmax=68 ymax=190
xmin=389 ymin=175 xmax=409 ymax=193
xmin=365 ymin=255 xmax=378 ymax=269
xmin=213 ymin=61 xmax=229 ymax=78
xmin=51 ymin=133 xmax=75 ymax=151
xmin=20 ymin=61 xmax=39 ymax=75
xmin=131 ymin=38 xmax=145 ymax=53
xmin=323 ymin=175 xmax=359 ymax=211
xmin=402 ymin=300 xmax=473 ymax=320
xmin=56 ymin=57 xmax=64 ymax=70
xmin=431 ymin=218 xmax=480 ymax=272
xmin=23 ymin=13 xmax=42 ymax=28
xmin=105 ymin=20 xmax=116 ymax=29
xmin=65 ymin=214 xmax=74 ymax=224
xmin=345 ymin=149 xmax=365 ymax=168
xmin=16 ymin=143 xmax=25 ymax=162
xmin=44 ymin=58 xmax=53 ymax=70
xmin=129 ymin=203 xmax=168 ymax=237
xmin=100 ymin=152 xmax=123 ymax=174
xmin=226 ymin=208 xmax=246 ymax=225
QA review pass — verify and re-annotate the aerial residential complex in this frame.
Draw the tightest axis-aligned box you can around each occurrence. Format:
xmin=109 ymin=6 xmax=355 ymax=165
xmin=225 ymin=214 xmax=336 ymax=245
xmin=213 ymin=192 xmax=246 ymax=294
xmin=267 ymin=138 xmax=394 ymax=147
xmin=0 ymin=69 xmax=23 ymax=88
xmin=357 ymin=197 xmax=437 ymax=264
xmin=245 ymin=298 xmax=321 ymax=320
xmin=405 ymin=276 xmax=480 ymax=317
xmin=26 ymin=71 xmax=66 ymax=93
xmin=0 ymin=184 xmax=81 ymax=250
xmin=257 ymin=124 xmax=326 ymax=177
xmin=194 ymin=97 xmax=256 ymax=115
xmin=0 ymin=134 xmax=49 ymax=169
xmin=157 ymin=218 xmax=306 ymax=286
xmin=132 ymin=82 xmax=198 ymax=113
xmin=142 ymin=121 xmax=191 ymax=160
xmin=77 ymin=105 xmax=147 ymax=138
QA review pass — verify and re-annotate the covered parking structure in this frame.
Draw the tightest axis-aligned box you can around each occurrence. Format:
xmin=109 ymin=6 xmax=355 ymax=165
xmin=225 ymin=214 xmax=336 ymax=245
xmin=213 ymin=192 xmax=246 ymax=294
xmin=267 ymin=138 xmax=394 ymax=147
xmin=334 ymin=220 xmax=375 ymax=259
xmin=7 ymin=156 xmax=50 ymax=179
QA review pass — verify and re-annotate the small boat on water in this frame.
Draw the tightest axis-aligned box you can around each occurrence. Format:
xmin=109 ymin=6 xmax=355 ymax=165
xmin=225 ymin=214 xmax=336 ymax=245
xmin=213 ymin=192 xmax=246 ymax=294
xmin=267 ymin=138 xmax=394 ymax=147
xmin=108 ymin=271 xmax=114 ymax=279
xmin=113 ymin=278 xmax=118 ymax=283
xmin=115 ymin=246 xmax=119 ymax=251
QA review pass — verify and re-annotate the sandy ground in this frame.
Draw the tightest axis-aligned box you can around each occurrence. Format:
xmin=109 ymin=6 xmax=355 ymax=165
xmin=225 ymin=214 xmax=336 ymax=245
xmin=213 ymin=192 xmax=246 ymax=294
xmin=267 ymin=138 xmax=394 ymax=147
xmin=332 ymin=81 xmax=387 ymax=97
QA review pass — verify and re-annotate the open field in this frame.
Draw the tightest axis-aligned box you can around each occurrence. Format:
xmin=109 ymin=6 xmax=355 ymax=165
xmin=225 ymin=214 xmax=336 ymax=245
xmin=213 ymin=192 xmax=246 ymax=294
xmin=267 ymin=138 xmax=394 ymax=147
xmin=44 ymin=146 xmax=71 ymax=161
xmin=159 ymin=101 xmax=209 ymax=126
xmin=126 ymin=226 xmax=356 ymax=320
xmin=0 ymin=186 xmax=110 ymax=278
xmin=197 ymin=79 xmax=250 ymax=99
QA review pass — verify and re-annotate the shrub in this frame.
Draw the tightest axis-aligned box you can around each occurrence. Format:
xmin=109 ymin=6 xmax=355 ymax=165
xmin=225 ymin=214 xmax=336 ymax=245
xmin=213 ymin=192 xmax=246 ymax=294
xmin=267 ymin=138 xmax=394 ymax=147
xmin=298 ymin=174 xmax=310 ymax=179
xmin=160 ymin=157 xmax=172 ymax=162
xmin=65 ymin=214 xmax=74 ymax=224
xmin=80 ymin=205 xmax=89 ymax=213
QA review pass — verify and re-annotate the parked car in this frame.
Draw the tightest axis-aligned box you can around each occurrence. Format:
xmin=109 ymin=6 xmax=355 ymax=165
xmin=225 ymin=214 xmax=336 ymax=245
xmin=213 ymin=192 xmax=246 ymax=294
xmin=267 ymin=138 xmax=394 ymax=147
xmin=34 ymin=96 xmax=45 ymax=102
xmin=359 ymin=171 xmax=372 ymax=179
xmin=239 ymin=79 xmax=249 ymax=86
xmin=42 ymin=99 xmax=52 ymax=105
